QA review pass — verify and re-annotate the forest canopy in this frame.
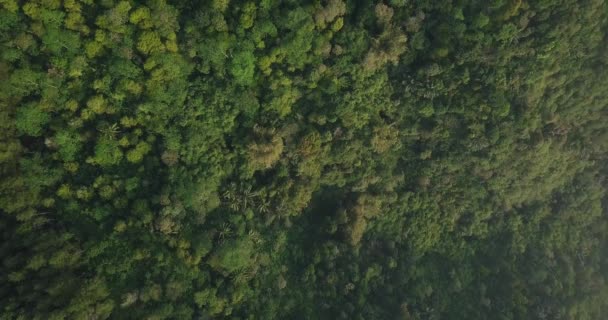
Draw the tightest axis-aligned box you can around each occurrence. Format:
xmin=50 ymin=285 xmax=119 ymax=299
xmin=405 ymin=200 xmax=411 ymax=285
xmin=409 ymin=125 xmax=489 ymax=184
xmin=1 ymin=0 xmax=608 ymax=319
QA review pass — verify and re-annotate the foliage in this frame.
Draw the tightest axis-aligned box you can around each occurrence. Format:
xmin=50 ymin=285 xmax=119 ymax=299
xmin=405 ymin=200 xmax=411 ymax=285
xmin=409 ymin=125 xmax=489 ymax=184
xmin=1 ymin=0 xmax=608 ymax=319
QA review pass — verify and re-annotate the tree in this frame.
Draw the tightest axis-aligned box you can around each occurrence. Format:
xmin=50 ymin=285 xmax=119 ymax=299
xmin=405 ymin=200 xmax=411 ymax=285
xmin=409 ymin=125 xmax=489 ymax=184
xmin=15 ymin=103 xmax=49 ymax=136
xmin=89 ymin=137 xmax=123 ymax=166
xmin=246 ymin=126 xmax=284 ymax=171
xmin=230 ymin=49 xmax=256 ymax=86
xmin=208 ymin=238 xmax=254 ymax=274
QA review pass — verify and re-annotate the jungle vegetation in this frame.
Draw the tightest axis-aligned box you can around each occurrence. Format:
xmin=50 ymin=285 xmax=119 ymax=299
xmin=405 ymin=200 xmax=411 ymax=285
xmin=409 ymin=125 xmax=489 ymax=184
xmin=1 ymin=0 xmax=608 ymax=319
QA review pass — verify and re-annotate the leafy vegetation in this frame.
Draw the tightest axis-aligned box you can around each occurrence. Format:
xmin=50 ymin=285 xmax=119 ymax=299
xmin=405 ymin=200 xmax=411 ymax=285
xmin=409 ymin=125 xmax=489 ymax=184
xmin=1 ymin=0 xmax=608 ymax=319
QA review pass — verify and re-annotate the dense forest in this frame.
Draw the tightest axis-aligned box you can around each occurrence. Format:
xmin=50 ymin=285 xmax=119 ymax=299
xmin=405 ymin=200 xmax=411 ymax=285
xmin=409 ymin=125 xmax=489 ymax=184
xmin=1 ymin=0 xmax=608 ymax=319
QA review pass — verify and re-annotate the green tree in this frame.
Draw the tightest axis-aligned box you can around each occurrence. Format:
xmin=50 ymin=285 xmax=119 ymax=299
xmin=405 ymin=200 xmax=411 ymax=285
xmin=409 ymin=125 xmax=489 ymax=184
xmin=15 ymin=104 xmax=49 ymax=136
